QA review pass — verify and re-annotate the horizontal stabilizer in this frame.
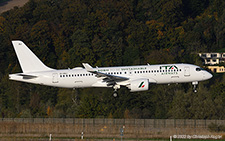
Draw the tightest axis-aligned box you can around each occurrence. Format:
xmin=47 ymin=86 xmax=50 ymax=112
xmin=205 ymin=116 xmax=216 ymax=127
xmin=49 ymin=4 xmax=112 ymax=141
xmin=9 ymin=73 xmax=37 ymax=81
xmin=18 ymin=74 xmax=37 ymax=79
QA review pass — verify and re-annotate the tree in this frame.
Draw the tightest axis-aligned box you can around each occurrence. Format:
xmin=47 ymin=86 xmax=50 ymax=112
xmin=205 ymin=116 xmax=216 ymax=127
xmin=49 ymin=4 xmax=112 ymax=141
xmin=160 ymin=0 xmax=184 ymax=27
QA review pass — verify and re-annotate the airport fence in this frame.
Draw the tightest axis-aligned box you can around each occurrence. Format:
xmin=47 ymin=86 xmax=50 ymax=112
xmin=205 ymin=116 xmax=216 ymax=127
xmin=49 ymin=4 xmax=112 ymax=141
xmin=0 ymin=118 xmax=225 ymax=139
xmin=0 ymin=118 xmax=224 ymax=129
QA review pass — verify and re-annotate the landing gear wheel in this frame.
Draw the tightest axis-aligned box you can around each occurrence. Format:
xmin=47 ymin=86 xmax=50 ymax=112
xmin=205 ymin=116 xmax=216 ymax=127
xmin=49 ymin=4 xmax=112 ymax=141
xmin=112 ymin=85 xmax=120 ymax=97
xmin=113 ymin=92 xmax=118 ymax=97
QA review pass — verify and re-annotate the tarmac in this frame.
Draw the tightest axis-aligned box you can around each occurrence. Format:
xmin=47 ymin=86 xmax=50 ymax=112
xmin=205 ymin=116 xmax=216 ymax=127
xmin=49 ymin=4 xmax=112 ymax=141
xmin=0 ymin=0 xmax=29 ymax=13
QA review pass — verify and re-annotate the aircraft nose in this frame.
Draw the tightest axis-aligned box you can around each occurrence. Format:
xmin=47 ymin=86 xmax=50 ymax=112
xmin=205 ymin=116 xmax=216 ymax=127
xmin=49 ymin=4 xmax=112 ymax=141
xmin=204 ymin=71 xmax=213 ymax=80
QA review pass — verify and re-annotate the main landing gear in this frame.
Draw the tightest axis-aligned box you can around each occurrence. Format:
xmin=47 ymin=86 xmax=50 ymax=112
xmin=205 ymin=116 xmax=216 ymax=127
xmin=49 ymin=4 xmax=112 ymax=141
xmin=113 ymin=91 xmax=118 ymax=97
xmin=113 ymin=85 xmax=120 ymax=97
xmin=192 ymin=81 xmax=198 ymax=93
xmin=72 ymin=88 xmax=79 ymax=104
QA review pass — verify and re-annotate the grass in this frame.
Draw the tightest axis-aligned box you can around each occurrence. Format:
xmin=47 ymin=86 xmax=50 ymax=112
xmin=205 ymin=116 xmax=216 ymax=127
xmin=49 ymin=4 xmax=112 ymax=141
xmin=0 ymin=136 xmax=224 ymax=141
xmin=127 ymin=139 xmax=224 ymax=141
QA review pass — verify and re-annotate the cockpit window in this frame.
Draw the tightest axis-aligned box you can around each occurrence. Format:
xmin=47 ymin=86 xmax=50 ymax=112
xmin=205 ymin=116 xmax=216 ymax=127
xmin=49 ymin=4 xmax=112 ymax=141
xmin=196 ymin=67 xmax=204 ymax=71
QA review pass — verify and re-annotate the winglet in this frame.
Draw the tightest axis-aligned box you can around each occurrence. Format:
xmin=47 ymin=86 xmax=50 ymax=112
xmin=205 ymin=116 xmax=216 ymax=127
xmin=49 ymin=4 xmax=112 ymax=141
xmin=82 ymin=63 xmax=95 ymax=72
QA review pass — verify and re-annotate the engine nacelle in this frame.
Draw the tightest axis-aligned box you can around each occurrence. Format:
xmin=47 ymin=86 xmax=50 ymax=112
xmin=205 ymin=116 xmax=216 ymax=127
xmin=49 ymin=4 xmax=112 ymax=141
xmin=129 ymin=79 xmax=149 ymax=92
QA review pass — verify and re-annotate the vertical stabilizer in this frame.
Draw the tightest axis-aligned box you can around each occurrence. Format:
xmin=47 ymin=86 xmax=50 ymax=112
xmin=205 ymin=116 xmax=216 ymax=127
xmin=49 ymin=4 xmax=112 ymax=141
xmin=12 ymin=41 xmax=53 ymax=73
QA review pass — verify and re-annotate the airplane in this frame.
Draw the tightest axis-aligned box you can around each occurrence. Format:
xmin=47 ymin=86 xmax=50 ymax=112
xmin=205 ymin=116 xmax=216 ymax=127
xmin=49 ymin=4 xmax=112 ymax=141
xmin=9 ymin=41 xmax=213 ymax=97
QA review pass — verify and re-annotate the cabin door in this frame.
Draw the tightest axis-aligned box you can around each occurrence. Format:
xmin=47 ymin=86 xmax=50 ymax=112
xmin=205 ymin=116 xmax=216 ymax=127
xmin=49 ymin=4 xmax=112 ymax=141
xmin=52 ymin=73 xmax=59 ymax=83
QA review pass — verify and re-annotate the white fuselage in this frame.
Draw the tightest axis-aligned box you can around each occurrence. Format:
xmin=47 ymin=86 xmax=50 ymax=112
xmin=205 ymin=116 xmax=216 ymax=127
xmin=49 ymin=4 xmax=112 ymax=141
xmin=9 ymin=63 xmax=212 ymax=89
xmin=9 ymin=40 xmax=213 ymax=93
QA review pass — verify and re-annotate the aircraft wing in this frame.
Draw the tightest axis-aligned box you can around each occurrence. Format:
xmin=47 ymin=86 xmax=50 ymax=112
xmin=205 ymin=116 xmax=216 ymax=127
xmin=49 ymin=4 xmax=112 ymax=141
xmin=82 ymin=63 xmax=129 ymax=84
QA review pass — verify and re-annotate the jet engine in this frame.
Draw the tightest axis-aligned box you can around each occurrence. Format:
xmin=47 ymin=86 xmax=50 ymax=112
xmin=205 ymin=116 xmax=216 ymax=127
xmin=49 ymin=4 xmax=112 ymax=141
xmin=128 ymin=79 xmax=149 ymax=92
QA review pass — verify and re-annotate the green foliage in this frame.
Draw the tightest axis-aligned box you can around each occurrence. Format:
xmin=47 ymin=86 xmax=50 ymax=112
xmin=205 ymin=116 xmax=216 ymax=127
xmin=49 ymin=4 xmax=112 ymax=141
xmin=160 ymin=0 xmax=184 ymax=27
xmin=0 ymin=0 xmax=224 ymax=119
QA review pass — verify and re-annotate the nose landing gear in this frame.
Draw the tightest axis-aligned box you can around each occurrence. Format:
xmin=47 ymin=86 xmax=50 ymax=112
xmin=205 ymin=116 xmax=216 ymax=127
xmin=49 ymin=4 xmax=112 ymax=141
xmin=192 ymin=81 xmax=198 ymax=93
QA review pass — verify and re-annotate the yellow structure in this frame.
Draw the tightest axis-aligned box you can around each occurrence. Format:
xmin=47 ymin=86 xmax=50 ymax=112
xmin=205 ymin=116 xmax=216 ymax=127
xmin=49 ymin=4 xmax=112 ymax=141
xmin=207 ymin=66 xmax=225 ymax=73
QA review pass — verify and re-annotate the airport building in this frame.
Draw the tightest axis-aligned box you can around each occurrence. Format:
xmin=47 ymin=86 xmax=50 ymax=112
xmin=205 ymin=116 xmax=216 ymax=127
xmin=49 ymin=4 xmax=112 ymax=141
xmin=207 ymin=66 xmax=225 ymax=73
xmin=198 ymin=53 xmax=225 ymax=73
xmin=198 ymin=53 xmax=225 ymax=65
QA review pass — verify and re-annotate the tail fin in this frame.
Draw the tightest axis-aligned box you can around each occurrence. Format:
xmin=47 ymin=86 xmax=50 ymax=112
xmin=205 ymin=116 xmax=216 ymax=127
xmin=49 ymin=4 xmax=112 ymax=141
xmin=12 ymin=40 xmax=53 ymax=73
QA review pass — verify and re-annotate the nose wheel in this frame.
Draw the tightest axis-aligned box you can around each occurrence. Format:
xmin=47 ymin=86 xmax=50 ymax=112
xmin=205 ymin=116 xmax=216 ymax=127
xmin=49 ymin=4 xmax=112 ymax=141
xmin=192 ymin=81 xmax=198 ymax=93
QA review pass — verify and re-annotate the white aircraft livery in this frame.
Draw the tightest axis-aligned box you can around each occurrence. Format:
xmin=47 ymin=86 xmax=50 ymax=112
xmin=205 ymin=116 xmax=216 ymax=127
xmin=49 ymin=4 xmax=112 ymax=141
xmin=9 ymin=41 xmax=213 ymax=97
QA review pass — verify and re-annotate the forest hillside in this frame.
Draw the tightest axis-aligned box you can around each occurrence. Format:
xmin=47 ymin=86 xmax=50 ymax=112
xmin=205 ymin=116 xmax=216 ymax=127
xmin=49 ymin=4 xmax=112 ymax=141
xmin=0 ymin=0 xmax=224 ymax=119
